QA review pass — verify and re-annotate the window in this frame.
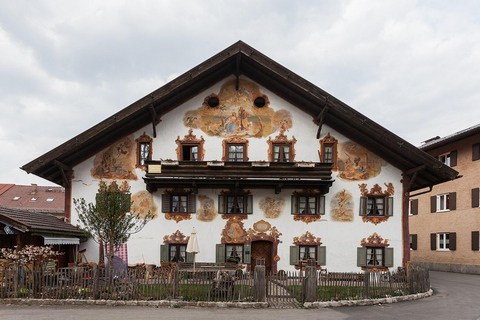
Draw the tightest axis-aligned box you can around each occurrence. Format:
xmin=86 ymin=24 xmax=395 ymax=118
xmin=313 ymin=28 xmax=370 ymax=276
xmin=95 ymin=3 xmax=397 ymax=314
xmin=359 ymin=196 xmax=393 ymax=216
xmin=161 ymin=194 xmax=196 ymax=213
xmin=182 ymin=145 xmax=199 ymax=161
xmin=409 ymin=199 xmax=418 ymax=216
xmin=410 ymin=234 xmax=417 ymax=250
xmin=431 ymin=232 xmax=456 ymax=251
xmin=46 ymin=198 xmax=55 ymax=202
xmin=438 ymin=151 xmax=457 ymax=167
xmin=12 ymin=196 xmax=20 ymax=201
xmin=136 ymin=132 xmax=153 ymax=169
xmin=291 ymin=195 xmax=325 ymax=215
xmin=30 ymin=197 xmax=38 ymax=201
xmin=176 ymin=130 xmax=205 ymax=161
xmin=169 ymin=244 xmax=187 ymax=262
xmin=218 ymin=194 xmax=253 ymax=214
xmin=227 ymin=144 xmax=246 ymax=162
xmin=299 ymin=246 xmax=317 ymax=261
xmin=272 ymin=143 xmax=291 ymax=162
xmin=216 ymin=244 xmax=251 ymax=264
xmin=357 ymin=247 xmax=394 ymax=268
xmin=319 ymin=133 xmax=338 ymax=170
xmin=431 ymin=193 xmax=456 ymax=212
xmin=226 ymin=244 xmax=244 ymax=263
xmin=290 ymin=245 xmax=326 ymax=266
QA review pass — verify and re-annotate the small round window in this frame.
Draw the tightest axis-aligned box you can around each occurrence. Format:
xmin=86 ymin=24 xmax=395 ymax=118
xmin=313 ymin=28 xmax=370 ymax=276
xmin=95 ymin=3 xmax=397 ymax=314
xmin=207 ymin=96 xmax=219 ymax=108
xmin=254 ymin=97 xmax=266 ymax=108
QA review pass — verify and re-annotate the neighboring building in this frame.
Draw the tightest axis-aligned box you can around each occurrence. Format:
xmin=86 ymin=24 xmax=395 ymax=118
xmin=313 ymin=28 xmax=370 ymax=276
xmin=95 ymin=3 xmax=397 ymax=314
xmin=21 ymin=41 xmax=457 ymax=272
xmin=0 ymin=184 xmax=65 ymax=219
xmin=0 ymin=205 xmax=85 ymax=267
xmin=409 ymin=124 xmax=480 ymax=273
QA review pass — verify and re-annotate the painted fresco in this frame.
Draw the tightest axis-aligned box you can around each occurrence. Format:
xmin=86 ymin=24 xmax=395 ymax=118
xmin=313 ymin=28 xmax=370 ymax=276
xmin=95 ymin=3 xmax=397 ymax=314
xmin=259 ymin=197 xmax=285 ymax=219
xmin=131 ymin=191 xmax=158 ymax=219
xmin=330 ymin=189 xmax=354 ymax=222
xmin=183 ymin=79 xmax=292 ymax=138
xmin=91 ymin=135 xmax=137 ymax=180
xmin=337 ymin=141 xmax=386 ymax=181
xmin=196 ymin=195 xmax=218 ymax=222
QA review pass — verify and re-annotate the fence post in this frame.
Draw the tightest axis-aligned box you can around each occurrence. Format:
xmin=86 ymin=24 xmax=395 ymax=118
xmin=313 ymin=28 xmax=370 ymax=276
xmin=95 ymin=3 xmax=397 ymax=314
xmin=364 ymin=269 xmax=370 ymax=299
xmin=253 ymin=258 xmax=266 ymax=302
xmin=172 ymin=265 xmax=179 ymax=298
xmin=304 ymin=258 xmax=317 ymax=302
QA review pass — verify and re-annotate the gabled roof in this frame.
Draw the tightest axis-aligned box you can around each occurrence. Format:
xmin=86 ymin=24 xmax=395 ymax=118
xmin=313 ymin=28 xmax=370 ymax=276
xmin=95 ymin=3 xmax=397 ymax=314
xmin=420 ymin=123 xmax=480 ymax=151
xmin=0 ymin=184 xmax=65 ymax=215
xmin=21 ymin=41 xmax=458 ymax=191
xmin=0 ymin=205 xmax=82 ymax=236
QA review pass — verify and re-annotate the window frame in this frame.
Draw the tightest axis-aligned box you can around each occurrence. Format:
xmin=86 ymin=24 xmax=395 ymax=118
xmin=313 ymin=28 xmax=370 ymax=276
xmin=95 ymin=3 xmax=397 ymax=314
xmin=169 ymin=244 xmax=187 ymax=263
xmin=226 ymin=143 xmax=247 ymax=162
xmin=438 ymin=153 xmax=451 ymax=166
xmin=161 ymin=193 xmax=196 ymax=214
xmin=360 ymin=196 xmax=394 ymax=217
xmin=366 ymin=247 xmax=385 ymax=267
xmin=437 ymin=233 xmax=450 ymax=251
xmin=181 ymin=144 xmax=200 ymax=161
xmin=436 ymin=194 xmax=450 ymax=212
xmin=222 ymin=137 xmax=249 ymax=162
xmin=225 ymin=244 xmax=244 ymax=263
xmin=291 ymin=194 xmax=325 ymax=215
xmin=319 ymin=133 xmax=338 ymax=171
xmin=272 ymin=143 xmax=292 ymax=162
xmin=136 ymin=132 xmax=153 ymax=169
xmin=218 ymin=194 xmax=253 ymax=215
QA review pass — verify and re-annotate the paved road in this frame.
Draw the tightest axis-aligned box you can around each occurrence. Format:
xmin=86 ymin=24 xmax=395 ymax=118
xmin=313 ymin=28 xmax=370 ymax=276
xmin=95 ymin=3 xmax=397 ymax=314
xmin=1 ymin=271 xmax=479 ymax=320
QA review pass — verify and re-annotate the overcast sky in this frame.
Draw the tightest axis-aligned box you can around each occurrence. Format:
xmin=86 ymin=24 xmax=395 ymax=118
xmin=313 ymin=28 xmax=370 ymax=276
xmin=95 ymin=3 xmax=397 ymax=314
xmin=1 ymin=0 xmax=479 ymax=186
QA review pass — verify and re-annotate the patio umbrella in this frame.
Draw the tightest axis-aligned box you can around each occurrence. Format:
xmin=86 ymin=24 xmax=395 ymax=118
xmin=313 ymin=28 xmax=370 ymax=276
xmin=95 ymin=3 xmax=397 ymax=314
xmin=186 ymin=227 xmax=200 ymax=273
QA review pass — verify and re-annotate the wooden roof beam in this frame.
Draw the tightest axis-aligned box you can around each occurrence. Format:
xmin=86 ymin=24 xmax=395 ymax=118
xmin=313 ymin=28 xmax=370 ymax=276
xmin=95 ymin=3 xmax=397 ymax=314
xmin=316 ymin=104 xmax=329 ymax=139
xmin=53 ymin=160 xmax=71 ymax=188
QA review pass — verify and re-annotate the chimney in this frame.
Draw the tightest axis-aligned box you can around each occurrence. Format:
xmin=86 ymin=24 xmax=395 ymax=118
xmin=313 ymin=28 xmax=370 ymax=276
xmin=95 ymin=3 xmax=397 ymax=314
xmin=31 ymin=183 xmax=37 ymax=195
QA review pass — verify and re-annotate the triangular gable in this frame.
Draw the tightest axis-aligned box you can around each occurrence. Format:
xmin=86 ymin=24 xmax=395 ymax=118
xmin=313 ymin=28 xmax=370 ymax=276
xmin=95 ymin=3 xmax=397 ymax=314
xmin=21 ymin=41 xmax=457 ymax=191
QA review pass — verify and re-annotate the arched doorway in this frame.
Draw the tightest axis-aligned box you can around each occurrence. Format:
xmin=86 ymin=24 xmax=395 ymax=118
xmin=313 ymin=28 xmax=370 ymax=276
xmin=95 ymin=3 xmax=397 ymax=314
xmin=251 ymin=240 xmax=273 ymax=273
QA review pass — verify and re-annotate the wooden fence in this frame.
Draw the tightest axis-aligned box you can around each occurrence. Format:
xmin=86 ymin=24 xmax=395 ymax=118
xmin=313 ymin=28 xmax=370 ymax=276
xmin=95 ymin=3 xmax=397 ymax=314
xmin=0 ymin=264 xmax=429 ymax=303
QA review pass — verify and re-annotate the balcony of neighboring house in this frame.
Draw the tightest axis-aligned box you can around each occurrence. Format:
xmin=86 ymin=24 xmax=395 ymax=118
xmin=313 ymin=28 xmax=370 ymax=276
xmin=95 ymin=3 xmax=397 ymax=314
xmin=143 ymin=160 xmax=334 ymax=194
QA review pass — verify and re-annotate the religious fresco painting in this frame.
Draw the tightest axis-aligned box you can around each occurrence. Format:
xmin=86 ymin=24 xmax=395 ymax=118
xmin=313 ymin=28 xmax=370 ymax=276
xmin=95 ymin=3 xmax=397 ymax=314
xmin=337 ymin=141 xmax=387 ymax=181
xmin=183 ymin=79 xmax=293 ymax=138
xmin=91 ymin=135 xmax=137 ymax=180
xmin=196 ymin=195 xmax=218 ymax=222
xmin=259 ymin=197 xmax=285 ymax=219
xmin=131 ymin=190 xmax=158 ymax=219
xmin=330 ymin=189 xmax=354 ymax=222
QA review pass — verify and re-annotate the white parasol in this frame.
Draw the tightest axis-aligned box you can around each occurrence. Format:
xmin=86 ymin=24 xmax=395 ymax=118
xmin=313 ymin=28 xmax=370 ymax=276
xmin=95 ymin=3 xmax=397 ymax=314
xmin=186 ymin=227 xmax=200 ymax=273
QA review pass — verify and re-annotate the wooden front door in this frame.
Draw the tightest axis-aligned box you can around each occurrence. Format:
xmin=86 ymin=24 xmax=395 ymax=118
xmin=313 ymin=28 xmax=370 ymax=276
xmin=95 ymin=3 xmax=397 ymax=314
xmin=251 ymin=240 xmax=272 ymax=273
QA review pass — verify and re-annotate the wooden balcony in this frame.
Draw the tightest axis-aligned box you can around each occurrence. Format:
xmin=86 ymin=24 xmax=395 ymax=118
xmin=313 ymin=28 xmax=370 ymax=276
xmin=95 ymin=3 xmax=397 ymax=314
xmin=143 ymin=160 xmax=334 ymax=194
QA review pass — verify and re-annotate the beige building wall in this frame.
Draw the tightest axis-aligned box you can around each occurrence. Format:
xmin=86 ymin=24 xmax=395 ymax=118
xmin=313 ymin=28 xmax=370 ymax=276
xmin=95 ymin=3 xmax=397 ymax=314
xmin=410 ymin=132 xmax=480 ymax=268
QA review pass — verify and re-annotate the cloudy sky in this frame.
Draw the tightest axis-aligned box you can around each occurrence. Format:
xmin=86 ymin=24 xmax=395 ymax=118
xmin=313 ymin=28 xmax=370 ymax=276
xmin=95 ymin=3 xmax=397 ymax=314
xmin=1 ymin=0 xmax=479 ymax=186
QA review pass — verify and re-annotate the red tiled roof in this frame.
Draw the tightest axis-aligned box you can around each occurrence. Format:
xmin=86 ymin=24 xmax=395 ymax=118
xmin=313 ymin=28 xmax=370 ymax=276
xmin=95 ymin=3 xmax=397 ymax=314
xmin=0 ymin=184 xmax=64 ymax=215
xmin=0 ymin=205 xmax=82 ymax=235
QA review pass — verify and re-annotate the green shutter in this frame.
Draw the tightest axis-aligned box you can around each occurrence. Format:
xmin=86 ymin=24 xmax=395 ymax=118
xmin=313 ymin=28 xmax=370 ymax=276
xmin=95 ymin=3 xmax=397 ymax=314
xmin=359 ymin=197 xmax=367 ymax=216
xmin=218 ymin=195 xmax=226 ymax=214
xmin=186 ymin=252 xmax=194 ymax=263
xmin=318 ymin=196 xmax=326 ymax=215
xmin=216 ymin=244 xmax=226 ymax=263
xmin=317 ymin=246 xmax=326 ymax=266
xmin=386 ymin=197 xmax=394 ymax=216
xmin=243 ymin=244 xmax=251 ymax=264
xmin=291 ymin=195 xmax=298 ymax=214
xmin=290 ymin=246 xmax=299 ymax=265
xmin=385 ymin=248 xmax=394 ymax=267
xmin=245 ymin=195 xmax=253 ymax=214
xmin=187 ymin=194 xmax=196 ymax=213
xmin=162 ymin=194 xmax=170 ymax=213
xmin=160 ymin=245 xmax=168 ymax=262
xmin=357 ymin=247 xmax=366 ymax=267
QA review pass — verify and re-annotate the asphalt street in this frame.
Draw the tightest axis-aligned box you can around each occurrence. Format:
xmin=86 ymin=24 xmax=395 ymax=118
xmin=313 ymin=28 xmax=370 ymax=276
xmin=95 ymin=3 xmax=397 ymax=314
xmin=1 ymin=271 xmax=479 ymax=320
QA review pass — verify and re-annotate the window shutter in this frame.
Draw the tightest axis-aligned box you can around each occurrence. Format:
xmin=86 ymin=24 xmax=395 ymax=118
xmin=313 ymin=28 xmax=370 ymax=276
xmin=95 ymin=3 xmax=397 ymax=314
xmin=216 ymin=244 xmax=226 ymax=263
xmin=430 ymin=233 xmax=437 ymax=250
xmin=449 ymin=192 xmax=456 ymax=210
xmin=186 ymin=252 xmax=194 ymax=263
xmin=386 ymin=197 xmax=394 ymax=216
xmin=430 ymin=196 xmax=436 ymax=213
xmin=290 ymin=246 xmax=300 ymax=265
xmin=218 ymin=195 xmax=226 ymax=214
xmin=359 ymin=197 xmax=367 ymax=216
xmin=160 ymin=245 xmax=168 ymax=262
xmin=472 ymin=188 xmax=479 ymax=208
xmin=450 ymin=150 xmax=457 ymax=167
xmin=291 ymin=195 xmax=298 ymax=214
xmin=357 ymin=247 xmax=367 ymax=267
xmin=317 ymin=246 xmax=326 ymax=266
xmin=411 ymin=199 xmax=418 ymax=215
xmin=412 ymin=234 xmax=418 ymax=250
xmin=187 ymin=194 xmax=196 ymax=213
xmin=472 ymin=231 xmax=479 ymax=251
xmin=245 ymin=195 xmax=253 ymax=214
xmin=243 ymin=244 xmax=251 ymax=264
xmin=385 ymin=248 xmax=394 ymax=267
xmin=318 ymin=196 xmax=326 ymax=215
xmin=162 ymin=194 xmax=170 ymax=213
xmin=473 ymin=143 xmax=480 ymax=161
xmin=449 ymin=233 xmax=456 ymax=251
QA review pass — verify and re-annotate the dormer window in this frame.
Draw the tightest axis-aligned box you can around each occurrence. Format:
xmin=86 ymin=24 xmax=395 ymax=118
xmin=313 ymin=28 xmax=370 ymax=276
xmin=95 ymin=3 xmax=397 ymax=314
xmin=12 ymin=196 xmax=20 ymax=201
xmin=30 ymin=197 xmax=38 ymax=201
xmin=46 ymin=198 xmax=55 ymax=202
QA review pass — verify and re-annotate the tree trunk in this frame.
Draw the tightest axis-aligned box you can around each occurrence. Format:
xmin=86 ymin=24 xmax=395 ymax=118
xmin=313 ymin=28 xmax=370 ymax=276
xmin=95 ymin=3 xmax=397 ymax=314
xmin=108 ymin=242 xmax=114 ymax=290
